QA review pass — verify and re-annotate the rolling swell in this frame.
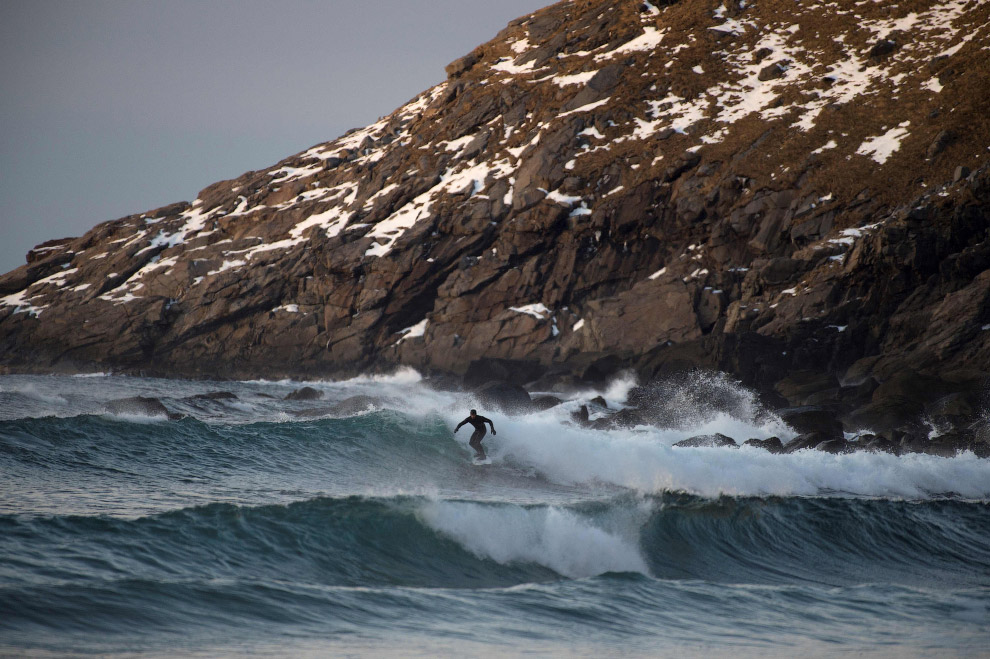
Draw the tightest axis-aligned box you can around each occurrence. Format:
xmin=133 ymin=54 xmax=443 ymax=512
xmin=2 ymin=494 xmax=988 ymax=637
xmin=641 ymin=494 xmax=990 ymax=589
xmin=0 ymin=411 xmax=480 ymax=516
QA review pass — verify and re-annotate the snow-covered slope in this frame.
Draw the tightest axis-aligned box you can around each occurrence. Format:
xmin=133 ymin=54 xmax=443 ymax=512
xmin=1 ymin=0 xmax=989 ymax=407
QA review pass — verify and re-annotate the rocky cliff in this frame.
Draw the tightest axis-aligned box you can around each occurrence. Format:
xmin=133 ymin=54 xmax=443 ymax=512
xmin=2 ymin=0 xmax=990 ymax=433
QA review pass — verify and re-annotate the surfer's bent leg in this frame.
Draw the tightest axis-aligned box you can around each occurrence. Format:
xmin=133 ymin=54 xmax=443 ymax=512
xmin=469 ymin=429 xmax=487 ymax=460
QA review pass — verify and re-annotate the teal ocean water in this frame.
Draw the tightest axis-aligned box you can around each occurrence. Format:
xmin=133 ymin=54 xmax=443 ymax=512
xmin=1 ymin=372 xmax=988 ymax=657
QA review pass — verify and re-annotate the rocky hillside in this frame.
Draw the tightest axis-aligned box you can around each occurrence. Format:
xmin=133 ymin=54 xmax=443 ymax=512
xmin=2 ymin=0 xmax=990 ymax=430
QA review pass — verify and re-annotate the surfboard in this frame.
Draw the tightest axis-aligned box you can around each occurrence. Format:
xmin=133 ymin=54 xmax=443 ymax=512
xmin=472 ymin=457 xmax=492 ymax=466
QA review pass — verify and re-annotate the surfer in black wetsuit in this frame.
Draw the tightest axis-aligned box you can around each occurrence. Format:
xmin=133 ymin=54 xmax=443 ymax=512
xmin=455 ymin=409 xmax=496 ymax=461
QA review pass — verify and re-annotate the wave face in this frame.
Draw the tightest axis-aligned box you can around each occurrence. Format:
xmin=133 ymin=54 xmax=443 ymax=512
xmin=1 ymin=373 xmax=989 ymax=656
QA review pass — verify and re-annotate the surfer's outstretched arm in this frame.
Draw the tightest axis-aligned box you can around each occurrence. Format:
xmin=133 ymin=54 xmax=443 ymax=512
xmin=482 ymin=416 xmax=496 ymax=435
xmin=454 ymin=417 xmax=469 ymax=432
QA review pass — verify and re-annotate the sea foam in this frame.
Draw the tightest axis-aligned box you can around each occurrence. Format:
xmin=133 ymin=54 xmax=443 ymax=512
xmin=419 ymin=500 xmax=649 ymax=578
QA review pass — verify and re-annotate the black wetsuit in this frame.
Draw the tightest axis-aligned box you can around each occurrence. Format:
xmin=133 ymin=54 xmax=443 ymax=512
xmin=455 ymin=414 xmax=496 ymax=460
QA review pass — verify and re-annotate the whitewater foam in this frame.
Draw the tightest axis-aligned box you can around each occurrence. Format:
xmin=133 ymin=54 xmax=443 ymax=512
xmin=487 ymin=412 xmax=990 ymax=499
xmin=4 ymin=371 xmax=990 ymax=502
xmin=419 ymin=500 xmax=649 ymax=578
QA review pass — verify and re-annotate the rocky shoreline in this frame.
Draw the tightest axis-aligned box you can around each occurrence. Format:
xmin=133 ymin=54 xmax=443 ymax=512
xmin=95 ymin=361 xmax=990 ymax=460
xmin=454 ymin=366 xmax=990 ymax=459
xmin=2 ymin=0 xmax=989 ymax=452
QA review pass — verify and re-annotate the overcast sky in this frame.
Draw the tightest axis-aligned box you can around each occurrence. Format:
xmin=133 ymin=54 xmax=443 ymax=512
xmin=0 ymin=0 xmax=548 ymax=274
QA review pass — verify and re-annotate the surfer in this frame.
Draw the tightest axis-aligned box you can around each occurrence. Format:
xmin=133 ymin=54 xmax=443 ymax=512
xmin=455 ymin=409 xmax=496 ymax=461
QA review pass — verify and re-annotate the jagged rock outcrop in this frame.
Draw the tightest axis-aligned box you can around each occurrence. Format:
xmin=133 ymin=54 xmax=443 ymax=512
xmin=2 ymin=0 xmax=989 ymax=435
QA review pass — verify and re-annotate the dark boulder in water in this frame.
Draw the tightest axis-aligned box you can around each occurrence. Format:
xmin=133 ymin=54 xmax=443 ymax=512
xmin=190 ymin=391 xmax=238 ymax=401
xmin=783 ymin=431 xmax=835 ymax=453
xmin=331 ymin=395 xmax=387 ymax=416
xmin=892 ymin=423 xmax=931 ymax=453
xmin=674 ymin=433 xmax=737 ymax=448
xmin=922 ymin=430 xmax=977 ymax=457
xmin=926 ymin=392 xmax=976 ymax=422
xmin=285 ymin=386 xmax=323 ymax=401
xmin=104 ymin=396 xmax=182 ymax=420
xmin=571 ymin=404 xmax=590 ymax=425
xmin=854 ymin=434 xmax=900 ymax=455
xmin=588 ymin=408 xmax=647 ymax=430
xmin=816 ymin=438 xmax=853 ymax=454
xmin=744 ymin=437 xmax=784 ymax=453
xmin=842 ymin=369 xmax=983 ymax=434
xmin=474 ymin=381 xmax=532 ymax=414
xmin=532 ymin=395 xmax=563 ymax=411
xmin=607 ymin=407 xmax=648 ymax=429
xmin=464 ymin=358 xmax=545 ymax=388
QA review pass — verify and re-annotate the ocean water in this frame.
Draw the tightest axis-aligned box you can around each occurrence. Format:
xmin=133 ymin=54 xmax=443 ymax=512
xmin=1 ymin=370 xmax=988 ymax=657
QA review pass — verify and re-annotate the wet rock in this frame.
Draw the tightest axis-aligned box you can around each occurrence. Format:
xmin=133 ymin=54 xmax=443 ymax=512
xmin=567 ymin=354 xmax=627 ymax=388
xmin=837 ymin=379 xmax=878 ymax=410
xmin=674 ymin=433 xmax=737 ymax=448
xmin=843 ymin=400 xmax=910 ymax=434
xmin=783 ymin=431 xmax=835 ymax=453
xmin=774 ymin=371 xmax=839 ymax=406
xmin=778 ymin=406 xmax=843 ymax=440
xmin=464 ymin=358 xmax=545 ymax=389
xmin=919 ymin=431 xmax=973 ymax=457
xmin=474 ymin=380 xmax=532 ymax=414
xmin=846 ymin=370 xmax=954 ymax=432
xmin=849 ymin=433 xmax=899 ymax=454
xmin=589 ymin=395 xmax=608 ymax=408
xmin=586 ymin=407 xmax=648 ymax=430
xmin=285 ymin=386 xmax=323 ymax=401
xmin=330 ymin=395 xmax=388 ymax=416
xmin=925 ymin=392 xmax=978 ymax=430
xmin=892 ymin=423 xmax=931 ymax=453
xmin=571 ymin=404 xmax=590 ymax=425
xmin=816 ymin=438 xmax=853 ymax=454
xmin=744 ymin=437 xmax=784 ymax=453
xmin=190 ymin=391 xmax=238 ymax=401
xmin=104 ymin=396 xmax=181 ymax=420
xmin=532 ymin=395 xmax=563 ymax=411
xmin=607 ymin=407 xmax=647 ymax=428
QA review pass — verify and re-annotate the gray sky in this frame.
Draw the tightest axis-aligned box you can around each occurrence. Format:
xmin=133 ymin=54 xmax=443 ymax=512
xmin=0 ymin=0 xmax=548 ymax=274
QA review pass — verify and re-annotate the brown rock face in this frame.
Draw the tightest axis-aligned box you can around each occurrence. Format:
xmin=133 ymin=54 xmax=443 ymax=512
xmin=1 ymin=0 xmax=989 ymax=417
